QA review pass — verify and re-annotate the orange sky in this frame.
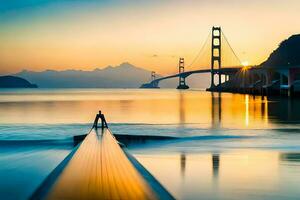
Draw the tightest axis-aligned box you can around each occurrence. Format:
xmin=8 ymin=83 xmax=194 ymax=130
xmin=0 ymin=0 xmax=299 ymax=75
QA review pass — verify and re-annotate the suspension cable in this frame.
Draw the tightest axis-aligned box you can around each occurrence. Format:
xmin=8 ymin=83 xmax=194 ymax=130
xmin=221 ymin=30 xmax=242 ymax=66
xmin=187 ymin=32 xmax=211 ymax=68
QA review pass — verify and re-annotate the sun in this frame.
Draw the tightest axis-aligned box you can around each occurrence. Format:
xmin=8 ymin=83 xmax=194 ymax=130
xmin=241 ymin=61 xmax=250 ymax=72
xmin=242 ymin=61 xmax=249 ymax=67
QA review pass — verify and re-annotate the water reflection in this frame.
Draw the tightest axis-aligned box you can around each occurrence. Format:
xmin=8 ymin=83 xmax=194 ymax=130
xmin=135 ymin=150 xmax=300 ymax=200
xmin=179 ymin=92 xmax=186 ymax=124
xmin=1 ymin=89 xmax=300 ymax=128
xmin=267 ymin=96 xmax=300 ymax=123
xmin=180 ymin=153 xmax=186 ymax=178
xmin=211 ymin=92 xmax=221 ymax=129
xmin=280 ymin=152 xmax=300 ymax=163
xmin=212 ymin=154 xmax=220 ymax=179
xmin=245 ymin=95 xmax=249 ymax=126
xmin=1 ymin=89 xmax=300 ymax=199
xmin=178 ymin=153 xmax=220 ymax=181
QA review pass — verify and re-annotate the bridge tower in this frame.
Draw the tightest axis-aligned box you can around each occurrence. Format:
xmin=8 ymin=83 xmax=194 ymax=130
xmin=151 ymin=71 xmax=156 ymax=81
xmin=177 ymin=57 xmax=189 ymax=89
xmin=210 ymin=26 xmax=222 ymax=89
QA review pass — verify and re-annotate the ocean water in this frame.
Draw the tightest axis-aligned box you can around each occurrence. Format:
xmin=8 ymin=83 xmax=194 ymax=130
xmin=0 ymin=89 xmax=300 ymax=199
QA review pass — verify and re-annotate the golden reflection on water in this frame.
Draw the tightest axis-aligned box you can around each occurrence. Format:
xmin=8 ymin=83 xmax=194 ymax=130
xmin=245 ymin=95 xmax=249 ymax=126
xmin=134 ymin=150 xmax=300 ymax=200
xmin=0 ymin=89 xmax=298 ymax=128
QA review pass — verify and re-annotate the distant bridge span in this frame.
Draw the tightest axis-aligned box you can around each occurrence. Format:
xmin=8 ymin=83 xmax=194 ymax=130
xmin=140 ymin=67 xmax=241 ymax=88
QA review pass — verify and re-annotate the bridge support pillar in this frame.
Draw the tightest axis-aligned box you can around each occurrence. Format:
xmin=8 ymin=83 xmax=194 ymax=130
xmin=288 ymin=68 xmax=295 ymax=97
xmin=151 ymin=71 xmax=156 ymax=81
xmin=177 ymin=57 xmax=189 ymax=90
xmin=210 ymin=26 xmax=222 ymax=90
xmin=279 ymin=73 xmax=283 ymax=95
xmin=225 ymin=75 xmax=229 ymax=82
xmin=260 ymin=73 xmax=264 ymax=96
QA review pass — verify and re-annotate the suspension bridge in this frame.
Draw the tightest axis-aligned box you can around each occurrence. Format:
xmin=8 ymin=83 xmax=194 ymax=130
xmin=140 ymin=26 xmax=244 ymax=90
xmin=141 ymin=26 xmax=300 ymax=97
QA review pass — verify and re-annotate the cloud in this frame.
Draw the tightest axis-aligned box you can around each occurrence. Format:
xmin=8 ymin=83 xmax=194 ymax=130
xmin=146 ymin=54 xmax=177 ymax=58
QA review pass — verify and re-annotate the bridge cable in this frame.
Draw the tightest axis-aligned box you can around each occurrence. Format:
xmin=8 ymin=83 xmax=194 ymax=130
xmin=221 ymin=30 xmax=242 ymax=66
xmin=187 ymin=32 xmax=211 ymax=68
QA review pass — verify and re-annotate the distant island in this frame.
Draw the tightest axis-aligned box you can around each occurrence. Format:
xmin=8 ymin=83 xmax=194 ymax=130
xmin=0 ymin=76 xmax=38 ymax=88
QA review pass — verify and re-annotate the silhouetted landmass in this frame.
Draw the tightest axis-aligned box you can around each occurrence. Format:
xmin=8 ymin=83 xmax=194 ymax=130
xmin=0 ymin=76 xmax=38 ymax=88
xmin=13 ymin=62 xmax=155 ymax=88
xmin=12 ymin=62 xmax=210 ymax=88
xmin=261 ymin=34 xmax=300 ymax=67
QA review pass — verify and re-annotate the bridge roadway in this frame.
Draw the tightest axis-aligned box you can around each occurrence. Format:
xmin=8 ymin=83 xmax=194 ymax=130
xmin=31 ymin=125 xmax=173 ymax=199
xmin=141 ymin=67 xmax=241 ymax=88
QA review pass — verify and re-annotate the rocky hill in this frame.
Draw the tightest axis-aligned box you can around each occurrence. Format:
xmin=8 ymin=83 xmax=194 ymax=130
xmin=0 ymin=76 xmax=38 ymax=88
xmin=261 ymin=34 xmax=300 ymax=67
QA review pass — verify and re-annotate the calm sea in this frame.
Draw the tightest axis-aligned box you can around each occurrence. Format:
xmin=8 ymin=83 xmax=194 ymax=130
xmin=0 ymin=88 xmax=300 ymax=200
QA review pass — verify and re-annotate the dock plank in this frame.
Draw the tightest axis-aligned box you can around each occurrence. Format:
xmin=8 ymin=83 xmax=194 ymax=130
xmin=45 ymin=128 xmax=157 ymax=200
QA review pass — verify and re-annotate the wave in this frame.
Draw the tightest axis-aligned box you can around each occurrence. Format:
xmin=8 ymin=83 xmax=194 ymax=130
xmin=0 ymin=138 xmax=73 ymax=147
xmin=115 ymin=134 xmax=254 ymax=148
xmin=177 ymin=135 xmax=253 ymax=141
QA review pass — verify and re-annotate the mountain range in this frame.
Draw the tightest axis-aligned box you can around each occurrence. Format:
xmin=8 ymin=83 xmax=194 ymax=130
xmin=14 ymin=63 xmax=155 ymax=88
xmin=13 ymin=62 xmax=210 ymax=88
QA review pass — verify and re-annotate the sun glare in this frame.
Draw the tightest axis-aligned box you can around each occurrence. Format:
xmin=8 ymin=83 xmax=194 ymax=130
xmin=242 ymin=61 xmax=249 ymax=67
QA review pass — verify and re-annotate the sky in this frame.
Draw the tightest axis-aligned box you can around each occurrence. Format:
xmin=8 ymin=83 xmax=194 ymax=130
xmin=0 ymin=0 xmax=299 ymax=75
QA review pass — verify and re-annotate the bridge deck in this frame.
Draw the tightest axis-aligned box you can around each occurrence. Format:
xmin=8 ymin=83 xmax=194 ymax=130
xmin=32 ymin=127 xmax=171 ymax=200
xmin=140 ymin=67 xmax=241 ymax=88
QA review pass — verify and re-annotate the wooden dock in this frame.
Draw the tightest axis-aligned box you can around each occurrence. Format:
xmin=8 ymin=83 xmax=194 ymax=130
xmin=31 ymin=112 xmax=173 ymax=200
